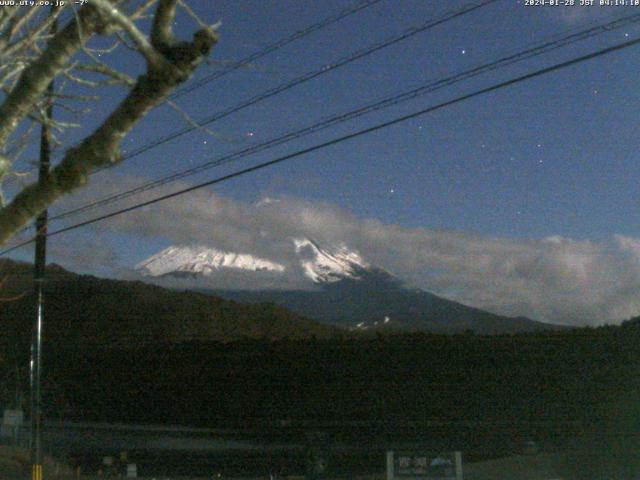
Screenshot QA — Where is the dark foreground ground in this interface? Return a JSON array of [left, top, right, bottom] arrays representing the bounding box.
[[2, 322, 639, 479], [4, 443, 640, 480], [0, 448, 569, 480], [9, 454, 633, 480]]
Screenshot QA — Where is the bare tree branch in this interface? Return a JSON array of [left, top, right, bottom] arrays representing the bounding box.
[[2, 9, 63, 60], [151, 0, 177, 50], [165, 98, 234, 143], [6, 7, 40, 43], [91, 0, 167, 68], [130, 0, 159, 20], [0, 1, 218, 244], [74, 62, 136, 87], [0, 4, 105, 149]]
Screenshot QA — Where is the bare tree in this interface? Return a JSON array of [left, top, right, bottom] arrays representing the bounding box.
[[0, 0, 218, 246]]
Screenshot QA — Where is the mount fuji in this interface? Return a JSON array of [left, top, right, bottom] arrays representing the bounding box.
[[136, 239, 561, 335], [136, 238, 369, 285]]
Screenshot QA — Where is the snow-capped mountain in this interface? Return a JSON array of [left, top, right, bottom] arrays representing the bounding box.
[[293, 238, 368, 283], [136, 238, 369, 284], [136, 245, 285, 277], [135, 239, 561, 335]]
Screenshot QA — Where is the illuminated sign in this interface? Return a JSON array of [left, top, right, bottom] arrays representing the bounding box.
[[386, 451, 462, 480]]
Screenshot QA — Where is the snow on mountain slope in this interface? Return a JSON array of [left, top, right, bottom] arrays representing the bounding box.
[[293, 238, 368, 283], [136, 239, 369, 284], [136, 245, 285, 277], [134, 241, 558, 335]]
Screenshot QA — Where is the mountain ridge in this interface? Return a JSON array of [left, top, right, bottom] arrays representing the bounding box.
[[136, 238, 369, 285], [135, 240, 562, 334], [210, 269, 560, 335], [0, 259, 341, 350]]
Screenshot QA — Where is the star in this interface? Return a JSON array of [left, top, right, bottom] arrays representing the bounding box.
[[203, 140, 208, 145], [461, 49, 467, 55], [247, 132, 254, 137], [389, 188, 395, 194]]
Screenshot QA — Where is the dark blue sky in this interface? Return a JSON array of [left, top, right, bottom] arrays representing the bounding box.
[[100, 0, 640, 241], [7, 0, 640, 324]]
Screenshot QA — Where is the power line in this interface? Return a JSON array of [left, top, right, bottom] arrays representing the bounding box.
[[12, 0, 383, 173], [170, 0, 387, 100], [38, 0, 500, 224], [2, 34, 639, 256], [48, 10, 640, 222], [94, 0, 500, 170]]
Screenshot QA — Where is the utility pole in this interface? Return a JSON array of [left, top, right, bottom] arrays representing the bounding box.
[[30, 87, 52, 480], [31, 10, 56, 480]]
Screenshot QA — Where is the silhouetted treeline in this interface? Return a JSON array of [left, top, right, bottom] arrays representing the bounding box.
[[35, 323, 638, 440]]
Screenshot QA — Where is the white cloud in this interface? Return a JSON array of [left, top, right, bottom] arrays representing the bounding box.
[[48, 175, 640, 326]]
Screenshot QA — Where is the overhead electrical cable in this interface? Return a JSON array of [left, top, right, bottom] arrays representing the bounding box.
[[2, 33, 640, 256], [170, 0, 387, 99], [32, 0, 498, 222], [12, 0, 383, 171], [48, 10, 640, 222], [93, 0, 500, 170]]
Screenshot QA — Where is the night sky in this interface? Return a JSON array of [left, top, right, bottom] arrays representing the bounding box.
[[6, 0, 640, 325]]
